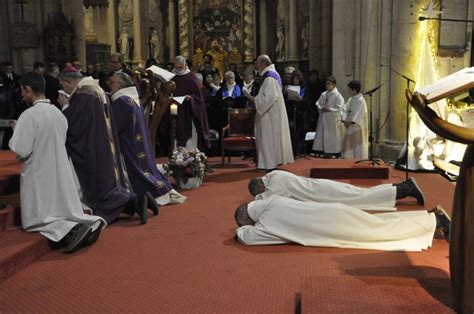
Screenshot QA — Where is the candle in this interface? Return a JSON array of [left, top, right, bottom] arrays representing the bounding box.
[[170, 103, 178, 115]]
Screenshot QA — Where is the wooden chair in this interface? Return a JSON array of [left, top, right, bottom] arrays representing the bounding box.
[[221, 108, 256, 164]]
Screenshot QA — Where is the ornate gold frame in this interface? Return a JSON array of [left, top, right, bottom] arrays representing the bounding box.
[[178, 0, 255, 62]]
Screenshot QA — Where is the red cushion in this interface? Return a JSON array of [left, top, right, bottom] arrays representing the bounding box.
[[222, 136, 255, 149]]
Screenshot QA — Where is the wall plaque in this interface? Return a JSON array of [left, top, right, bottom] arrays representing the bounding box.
[[10, 22, 38, 48], [439, 0, 469, 52]]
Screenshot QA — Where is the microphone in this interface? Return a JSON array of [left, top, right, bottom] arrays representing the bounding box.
[[419, 16, 427, 21], [364, 84, 384, 95]]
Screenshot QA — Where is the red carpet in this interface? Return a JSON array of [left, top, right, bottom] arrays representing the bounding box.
[[0, 156, 454, 312]]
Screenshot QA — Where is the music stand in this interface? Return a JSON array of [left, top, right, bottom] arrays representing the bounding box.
[[381, 64, 415, 181], [291, 101, 310, 160], [356, 85, 382, 166]]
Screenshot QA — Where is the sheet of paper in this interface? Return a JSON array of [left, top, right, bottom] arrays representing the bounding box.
[[287, 89, 302, 101], [305, 132, 315, 141], [287, 85, 301, 94], [173, 96, 186, 104], [147, 65, 176, 82]]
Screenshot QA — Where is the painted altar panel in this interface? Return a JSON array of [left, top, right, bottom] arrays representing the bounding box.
[[190, 0, 244, 55]]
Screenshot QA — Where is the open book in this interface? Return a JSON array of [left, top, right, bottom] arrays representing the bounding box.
[[146, 65, 176, 82], [415, 67, 474, 103]]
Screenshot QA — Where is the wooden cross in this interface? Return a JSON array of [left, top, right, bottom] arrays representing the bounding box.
[[16, 0, 28, 20]]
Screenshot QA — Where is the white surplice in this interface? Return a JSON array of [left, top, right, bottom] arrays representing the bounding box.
[[312, 87, 345, 153], [9, 100, 104, 242], [254, 64, 294, 169], [257, 170, 396, 211], [236, 195, 436, 251], [342, 93, 368, 159]]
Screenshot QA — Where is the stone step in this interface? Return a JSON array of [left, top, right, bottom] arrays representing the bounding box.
[[310, 159, 389, 179], [301, 275, 453, 313], [0, 194, 21, 232], [0, 228, 50, 283], [0, 204, 15, 232]]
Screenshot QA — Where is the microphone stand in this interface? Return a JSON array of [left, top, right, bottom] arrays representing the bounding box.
[[381, 64, 415, 181], [355, 86, 382, 166]]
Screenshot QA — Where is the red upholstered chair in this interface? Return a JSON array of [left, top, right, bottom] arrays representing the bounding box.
[[221, 108, 256, 164]]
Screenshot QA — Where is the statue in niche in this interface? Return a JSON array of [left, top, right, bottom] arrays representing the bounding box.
[[192, 48, 204, 72], [149, 28, 160, 62], [275, 23, 285, 62], [118, 27, 131, 60], [229, 47, 242, 66], [301, 21, 309, 59], [207, 40, 228, 79]]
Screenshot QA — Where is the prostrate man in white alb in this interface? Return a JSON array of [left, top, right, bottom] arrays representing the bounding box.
[[9, 71, 104, 254], [244, 55, 293, 171], [341, 80, 368, 159], [248, 170, 425, 210], [234, 195, 450, 251]]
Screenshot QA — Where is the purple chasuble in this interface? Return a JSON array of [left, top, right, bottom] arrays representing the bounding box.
[[111, 95, 172, 199], [64, 85, 136, 223], [171, 72, 210, 150]]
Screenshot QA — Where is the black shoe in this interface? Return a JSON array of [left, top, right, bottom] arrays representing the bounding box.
[[85, 221, 105, 246], [404, 178, 425, 205], [63, 224, 93, 254], [430, 205, 451, 241], [135, 195, 148, 225], [146, 192, 160, 216]]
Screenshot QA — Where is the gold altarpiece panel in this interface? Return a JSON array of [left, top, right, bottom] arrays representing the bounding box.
[[178, 0, 255, 64]]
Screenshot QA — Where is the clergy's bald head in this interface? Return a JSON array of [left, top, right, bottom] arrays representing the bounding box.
[[234, 203, 254, 226], [255, 55, 272, 73], [248, 177, 265, 196]]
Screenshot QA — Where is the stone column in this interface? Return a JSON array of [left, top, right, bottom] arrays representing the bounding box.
[[168, 0, 176, 59], [69, 1, 86, 66], [178, 0, 189, 58], [107, 0, 116, 53], [258, 0, 268, 54], [132, 0, 143, 65], [287, 0, 298, 62]]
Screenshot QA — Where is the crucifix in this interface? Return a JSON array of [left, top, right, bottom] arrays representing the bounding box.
[[16, 0, 28, 20]]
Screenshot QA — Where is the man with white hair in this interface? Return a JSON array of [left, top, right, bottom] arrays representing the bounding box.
[[171, 55, 210, 152], [244, 55, 293, 171], [109, 72, 186, 219], [58, 65, 137, 224]]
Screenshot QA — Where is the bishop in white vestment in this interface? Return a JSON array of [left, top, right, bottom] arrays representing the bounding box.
[[342, 81, 368, 159], [235, 195, 436, 251], [250, 55, 294, 170], [312, 77, 345, 155], [9, 73, 103, 244]]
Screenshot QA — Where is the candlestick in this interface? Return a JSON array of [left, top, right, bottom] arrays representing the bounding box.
[[170, 103, 178, 115]]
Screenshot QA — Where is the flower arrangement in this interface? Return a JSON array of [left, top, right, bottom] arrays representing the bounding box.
[[163, 148, 208, 184]]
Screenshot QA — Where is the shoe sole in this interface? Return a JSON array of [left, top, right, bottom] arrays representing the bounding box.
[[64, 227, 93, 254], [410, 177, 425, 205], [435, 205, 451, 222], [86, 221, 105, 246]]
